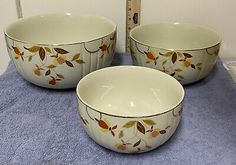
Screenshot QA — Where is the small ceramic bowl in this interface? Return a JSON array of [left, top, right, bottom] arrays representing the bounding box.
[[129, 23, 221, 85], [4, 13, 116, 89], [76, 66, 184, 153]]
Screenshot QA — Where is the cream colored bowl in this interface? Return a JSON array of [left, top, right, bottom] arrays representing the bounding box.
[[130, 23, 221, 85], [5, 13, 116, 89], [76, 66, 184, 153]]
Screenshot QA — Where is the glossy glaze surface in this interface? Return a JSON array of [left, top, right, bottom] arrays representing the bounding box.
[[5, 14, 117, 88], [76, 66, 184, 153], [130, 23, 221, 85]]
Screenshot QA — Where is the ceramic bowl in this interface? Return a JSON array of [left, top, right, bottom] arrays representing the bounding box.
[[4, 13, 116, 89], [129, 23, 221, 85], [76, 66, 184, 153]]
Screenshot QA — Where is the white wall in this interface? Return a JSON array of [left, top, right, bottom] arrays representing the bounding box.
[[0, 0, 236, 74], [0, 0, 18, 74]]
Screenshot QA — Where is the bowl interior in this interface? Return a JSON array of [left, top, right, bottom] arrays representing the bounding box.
[[5, 14, 116, 44], [130, 23, 221, 50], [77, 66, 184, 117]]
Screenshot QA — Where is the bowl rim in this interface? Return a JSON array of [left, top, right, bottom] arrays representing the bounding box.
[[4, 13, 117, 46], [129, 22, 221, 51], [76, 65, 185, 118]]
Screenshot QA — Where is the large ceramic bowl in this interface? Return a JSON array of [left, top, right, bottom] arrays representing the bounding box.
[[76, 66, 184, 153], [130, 23, 221, 85], [4, 13, 116, 89]]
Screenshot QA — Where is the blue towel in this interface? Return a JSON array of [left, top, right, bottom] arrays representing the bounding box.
[[0, 53, 235, 165]]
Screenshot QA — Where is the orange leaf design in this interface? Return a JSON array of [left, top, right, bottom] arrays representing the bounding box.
[[99, 44, 110, 52], [97, 120, 109, 129], [144, 51, 155, 60], [12, 46, 21, 55], [49, 76, 56, 85]]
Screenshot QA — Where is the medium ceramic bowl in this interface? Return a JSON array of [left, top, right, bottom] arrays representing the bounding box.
[[129, 23, 221, 85], [76, 66, 184, 153], [4, 13, 116, 89]]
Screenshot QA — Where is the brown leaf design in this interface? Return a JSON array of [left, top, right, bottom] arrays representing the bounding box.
[[123, 121, 136, 128], [198, 67, 202, 71], [112, 125, 117, 130], [72, 53, 80, 61], [56, 74, 64, 79], [159, 130, 166, 134], [191, 64, 196, 69], [24, 46, 40, 52], [119, 130, 124, 139], [65, 61, 74, 67], [171, 52, 177, 64], [133, 139, 141, 147], [39, 47, 45, 61], [98, 120, 109, 129], [143, 119, 156, 126], [137, 121, 145, 134], [76, 59, 85, 64], [170, 72, 175, 76], [54, 48, 69, 54], [111, 130, 115, 136], [45, 69, 51, 76], [183, 53, 192, 58]]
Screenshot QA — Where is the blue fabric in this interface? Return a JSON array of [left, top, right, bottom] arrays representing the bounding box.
[[0, 53, 235, 165]]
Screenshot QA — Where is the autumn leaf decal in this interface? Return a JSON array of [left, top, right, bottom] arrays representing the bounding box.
[[183, 53, 193, 58], [143, 119, 156, 126], [95, 118, 117, 136], [144, 51, 158, 65], [12, 46, 24, 61], [133, 139, 141, 147], [171, 52, 177, 64], [39, 47, 45, 61], [123, 121, 136, 128], [65, 61, 74, 67], [96, 119, 109, 129], [137, 121, 145, 134], [54, 48, 69, 54], [119, 130, 124, 139], [72, 53, 80, 61], [24, 46, 40, 52]]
